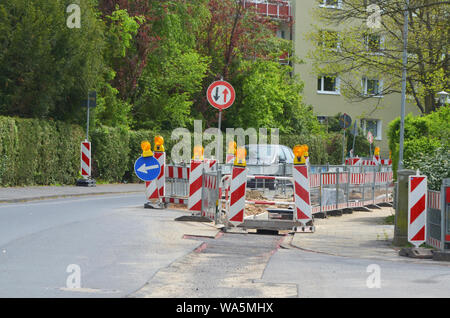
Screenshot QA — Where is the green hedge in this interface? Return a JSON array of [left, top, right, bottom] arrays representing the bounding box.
[[1, 116, 358, 186], [0, 116, 84, 186]]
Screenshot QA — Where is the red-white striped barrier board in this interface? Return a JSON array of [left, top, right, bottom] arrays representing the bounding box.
[[321, 173, 336, 185], [362, 160, 376, 166], [309, 174, 320, 188], [408, 175, 427, 247], [346, 158, 361, 166], [228, 166, 247, 226], [293, 164, 312, 225], [145, 180, 159, 200], [167, 166, 190, 179], [226, 154, 235, 165], [427, 190, 441, 210], [339, 173, 349, 184], [154, 152, 165, 198], [348, 200, 365, 208], [373, 156, 381, 166], [204, 159, 218, 172], [364, 172, 375, 184], [381, 159, 392, 165], [202, 174, 217, 220], [312, 206, 321, 214], [188, 160, 204, 212], [162, 197, 188, 205], [80, 141, 91, 178], [427, 237, 443, 250], [245, 200, 294, 206], [350, 173, 365, 185]]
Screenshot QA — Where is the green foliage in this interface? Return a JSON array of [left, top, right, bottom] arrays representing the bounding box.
[[404, 148, 450, 191], [0, 0, 104, 122], [388, 107, 449, 176], [0, 116, 84, 186]]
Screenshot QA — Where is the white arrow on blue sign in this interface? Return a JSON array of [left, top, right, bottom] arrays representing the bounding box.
[[134, 156, 161, 182]]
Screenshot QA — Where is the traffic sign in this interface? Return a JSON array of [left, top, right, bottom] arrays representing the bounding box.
[[134, 156, 161, 182], [339, 113, 352, 129], [367, 131, 374, 144], [408, 175, 427, 247], [207, 80, 235, 110]]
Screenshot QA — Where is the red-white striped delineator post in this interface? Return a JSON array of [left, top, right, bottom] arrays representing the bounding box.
[[228, 165, 247, 226], [293, 164, 312, 225], [204, 159, 217, 172], [81, 141, 91, 178], [188, 160, 204, 213], [154, 151, 165, 198], [408, 175, 427, 247], [145, 180, 159, 200]]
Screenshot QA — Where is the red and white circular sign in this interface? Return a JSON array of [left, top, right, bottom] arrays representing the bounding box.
[[207, 81, 235, 111]]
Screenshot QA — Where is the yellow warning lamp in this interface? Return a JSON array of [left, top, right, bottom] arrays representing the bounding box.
[[374, 147, 380, 156], [234, 147, 246, 167], [293, 144, 306, 165], [389, 150, 392, 160], [227, 141, 237, 154], [141, 141, 153, 157], [193, 145, 204, 160], [154, 135, 165, 152]]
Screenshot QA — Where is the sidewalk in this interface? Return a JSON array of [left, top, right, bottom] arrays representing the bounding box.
[[289, 207, 449, 265], [0, 183, 145, 203]]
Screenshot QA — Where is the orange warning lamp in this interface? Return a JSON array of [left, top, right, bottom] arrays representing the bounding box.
[[227, 141, 237, 154], [374, 147, 380, 156], [141, 141, 153, 157], [193, 145, 204, 160], [389, 150, 392, 160], [293, 144, 306, 165], [154, 135, 165, 152], [234, 147, 246, 167]]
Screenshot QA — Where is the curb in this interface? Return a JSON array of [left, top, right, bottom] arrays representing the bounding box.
[[0, 190, 143, 204]]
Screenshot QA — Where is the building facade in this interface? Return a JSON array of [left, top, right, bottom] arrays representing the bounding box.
[[291, 0, 419, 155]]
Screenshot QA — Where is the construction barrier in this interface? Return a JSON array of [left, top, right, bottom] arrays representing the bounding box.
[[426, 178, 450, 251]]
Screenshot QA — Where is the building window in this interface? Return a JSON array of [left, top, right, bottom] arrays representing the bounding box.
[[319, 0, 342, 9], [361, 119, 382, 140], [364, 33, 384, 53], [362, 77, 383, 96], [318, 30, 340, 51], [317, 76, 340, 94]]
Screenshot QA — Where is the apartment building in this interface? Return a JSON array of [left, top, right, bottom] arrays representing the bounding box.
[[291, 0, 419, 155]]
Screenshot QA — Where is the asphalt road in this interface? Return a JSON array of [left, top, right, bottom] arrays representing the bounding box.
[[0, 194, 202, 297], [1, 194, 449, 298]]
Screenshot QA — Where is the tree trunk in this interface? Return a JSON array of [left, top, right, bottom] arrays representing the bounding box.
[[424, 93, 436, 114]]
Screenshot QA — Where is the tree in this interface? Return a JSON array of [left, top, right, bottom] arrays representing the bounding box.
[[308, 0, 449, 114], [0, 0, 105, 121], [193, 0, 292, 127]]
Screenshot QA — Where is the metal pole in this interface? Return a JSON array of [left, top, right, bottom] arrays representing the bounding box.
[[217, 110, 222, 163], [86, 92, 90, 141], [342, 129, 346, 165], [398, 0, 409, 171]]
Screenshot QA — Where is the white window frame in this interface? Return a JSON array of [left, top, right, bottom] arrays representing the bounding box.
[[364, 33, 385, 55], [317, 75, 341, 95], [362, 77, 383, 97], [319, 0, 342, 9], [319, 30, 341, 52], [361, 119, 382, 141]]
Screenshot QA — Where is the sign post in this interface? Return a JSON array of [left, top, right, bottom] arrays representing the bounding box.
[[367, 131, 374, 157], [206, 80, 236, 162], [339, 113, 352, 165], [77, 91, 97, 187]]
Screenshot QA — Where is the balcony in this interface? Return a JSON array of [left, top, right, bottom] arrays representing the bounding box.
[[243, 0, 292, 22]]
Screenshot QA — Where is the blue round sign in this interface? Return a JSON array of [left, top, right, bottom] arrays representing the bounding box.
[[134, 156, 161, 182]]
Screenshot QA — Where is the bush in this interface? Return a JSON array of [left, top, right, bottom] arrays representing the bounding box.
[[388, 107, 449, 177], [404, 147, 450, 191], [0, 116, 84, 186]]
